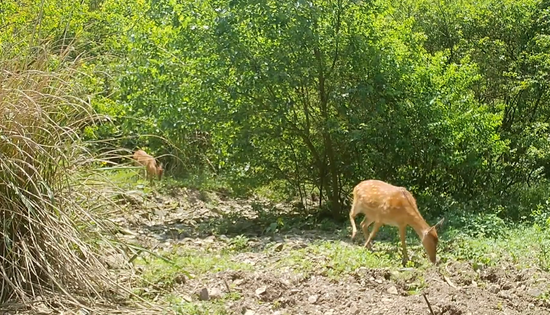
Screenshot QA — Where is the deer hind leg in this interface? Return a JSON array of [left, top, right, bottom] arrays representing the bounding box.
[[349, 199, 361, 240], [364, 221, 382, 249], [399, 225, 409, 266], [148, 169, 154, 186], [360, 216, 374, 245]]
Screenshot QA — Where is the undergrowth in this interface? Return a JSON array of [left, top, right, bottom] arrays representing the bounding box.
[[0, 45, 124, 307]]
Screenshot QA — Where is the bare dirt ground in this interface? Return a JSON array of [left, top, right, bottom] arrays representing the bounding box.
[[107, 186, 550, 315]]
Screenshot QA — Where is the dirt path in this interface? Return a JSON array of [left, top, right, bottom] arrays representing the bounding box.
[[111, 187, 550, 315]]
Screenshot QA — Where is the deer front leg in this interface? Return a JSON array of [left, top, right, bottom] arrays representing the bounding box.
[[399, 225, 409, 266]]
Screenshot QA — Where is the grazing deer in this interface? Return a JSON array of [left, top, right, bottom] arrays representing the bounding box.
[[349, 179, 444, 266], [132, 149, 164, 185]]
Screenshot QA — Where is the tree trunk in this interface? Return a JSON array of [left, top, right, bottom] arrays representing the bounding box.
[[315, 47, 341, 218]]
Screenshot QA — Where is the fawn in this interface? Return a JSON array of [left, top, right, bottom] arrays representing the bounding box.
[[349, 179, 444, 266]]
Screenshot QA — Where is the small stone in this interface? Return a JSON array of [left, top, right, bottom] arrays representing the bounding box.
[[528, 287, 543, 298], [497, 291, 512, 300], [199, 288, 209, 301], [273, 243, 284, 252], [308, 294, 319, 304], [488, 284, 500, 293], [255, 286, 267, 296], [234, 279, 244, 286], [244, 310, 255, 315], [387, 286, 398, 295], [209, 287, 223, 299], [78, 309, 90, 315], [501, 281, 513, 290]]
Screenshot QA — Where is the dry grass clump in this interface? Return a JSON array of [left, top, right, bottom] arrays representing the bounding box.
[[0, 48, 117, 306]]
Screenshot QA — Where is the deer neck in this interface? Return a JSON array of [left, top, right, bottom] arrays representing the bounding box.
[[409, 216, 431, 241]]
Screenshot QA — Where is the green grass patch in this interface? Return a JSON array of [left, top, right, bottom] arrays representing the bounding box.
[[135, 246, 254, 290], [441, 223, 550, 270], [274, 240, 400, 278], [166, 292, 242, 315]]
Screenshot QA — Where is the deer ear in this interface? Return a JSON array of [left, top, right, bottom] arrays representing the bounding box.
[[425, 218, 445, 235]]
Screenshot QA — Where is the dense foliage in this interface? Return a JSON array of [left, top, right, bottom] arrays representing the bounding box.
[[4, 0, 550, 220]]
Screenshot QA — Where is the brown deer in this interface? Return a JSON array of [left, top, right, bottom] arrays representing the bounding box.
[[132, 149, 164, 185], [349, 179, 444, 266]]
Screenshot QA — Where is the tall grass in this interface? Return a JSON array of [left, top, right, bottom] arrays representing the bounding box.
[[0, 46, 117, 305]]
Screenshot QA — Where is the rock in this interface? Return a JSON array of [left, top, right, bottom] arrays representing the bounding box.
[[172, 274, 186, 284], [387, 286, 398, 295], [244, 310, 255, 315], [234, 279, 244, 286], [103, 253, 126, 269], [349, 305, 360, 315], [488, 284, 500, 293], [199, 288, 209, 301], [209, 287, 223, 299], [273, 243, 284, 252], [78, 309, 90, 315], [255, 286, 267, 296], [308, 294, 319, 304], [33, 303, 53, 314], [527, 287, 543, 298], [501, 281, 513, 290], [497, 291, 513, 300]]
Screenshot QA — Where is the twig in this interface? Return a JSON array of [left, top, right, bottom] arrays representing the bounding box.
[[128, 243, 159, 264], [223, 278, 231, 293], [423, 293, 435, 315], [444, 275, 460, 290]]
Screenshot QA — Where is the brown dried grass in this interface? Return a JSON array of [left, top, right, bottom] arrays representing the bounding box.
[[0, 45, 124, 308]]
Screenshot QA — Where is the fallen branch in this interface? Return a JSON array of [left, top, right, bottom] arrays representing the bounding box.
[[423, 293, 435, 315]]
